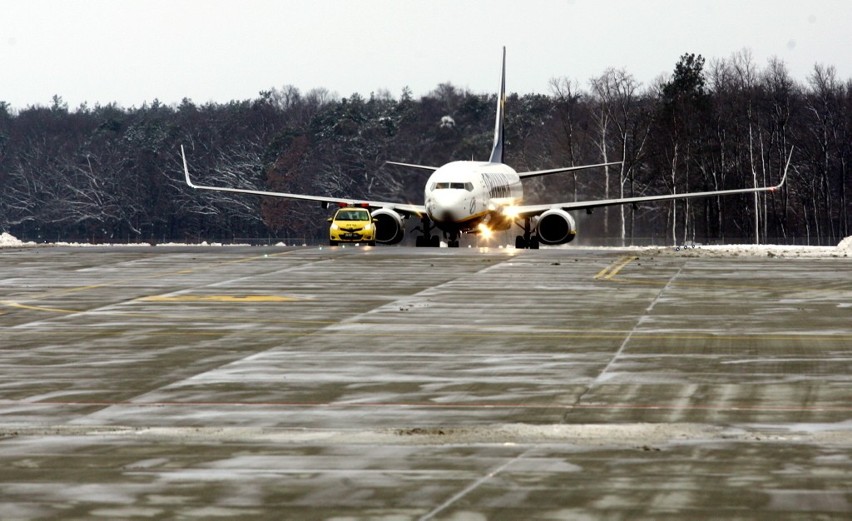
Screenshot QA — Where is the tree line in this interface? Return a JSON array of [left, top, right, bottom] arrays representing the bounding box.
[[0, 51, 848, 246]]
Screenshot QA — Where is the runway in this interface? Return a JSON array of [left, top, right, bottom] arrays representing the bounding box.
[[1, 245, 850, 519]]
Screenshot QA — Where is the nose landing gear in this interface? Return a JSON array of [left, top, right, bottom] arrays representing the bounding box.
[[414, 215, 463, 247]]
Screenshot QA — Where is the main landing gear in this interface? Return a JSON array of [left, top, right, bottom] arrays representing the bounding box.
[[515, 217, 540, 249], [414, 215, 440, 247], [415, 235, 440, 247]]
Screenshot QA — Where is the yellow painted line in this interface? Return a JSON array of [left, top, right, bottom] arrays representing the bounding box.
[[594, 256, 638, 280], [141, 295, 299, 303], [0, 300, 79, 314]]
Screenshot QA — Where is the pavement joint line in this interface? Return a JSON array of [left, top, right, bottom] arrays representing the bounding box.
[[594, 255, 849, 293], [48, 250, 528, 424], [606, 275, 849, 293], [419, 449, 530, 521], [571, 262, 687, 415], [139, 295, 301, 303], [6, 249, 300, 304], [1, 250, 319, 325], [4, 323, 851, 342], [4, 399, 852, 412]]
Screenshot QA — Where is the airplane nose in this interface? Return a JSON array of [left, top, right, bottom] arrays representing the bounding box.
[[429, 191, 466, 223]]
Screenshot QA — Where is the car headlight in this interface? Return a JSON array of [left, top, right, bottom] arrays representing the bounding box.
[[363, 222, 373, 231], [330, 223, 339, 230]]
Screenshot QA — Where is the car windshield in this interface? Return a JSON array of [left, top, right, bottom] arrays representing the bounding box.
[[336, 209, 370, 221]]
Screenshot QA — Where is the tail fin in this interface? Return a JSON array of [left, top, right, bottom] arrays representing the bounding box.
[[488, 47, 506, 164]]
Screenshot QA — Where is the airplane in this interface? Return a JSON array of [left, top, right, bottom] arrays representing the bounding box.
[[182, 47, 791, 248]]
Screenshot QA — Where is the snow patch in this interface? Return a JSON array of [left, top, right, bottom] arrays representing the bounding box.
[[0, 232, 33, 248], [2, 231, 850, 256], [637, 237, 851, 258]]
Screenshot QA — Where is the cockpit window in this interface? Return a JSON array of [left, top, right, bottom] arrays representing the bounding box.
[[432, 182, 473, 191]]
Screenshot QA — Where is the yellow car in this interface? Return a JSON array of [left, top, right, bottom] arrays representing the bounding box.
[[328, 206, 376, 246]]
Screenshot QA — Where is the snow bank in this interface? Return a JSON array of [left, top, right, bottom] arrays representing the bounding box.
[[640, 237, 850, 258], [2, 231, 850, 257], [0, 232, 33, 248]]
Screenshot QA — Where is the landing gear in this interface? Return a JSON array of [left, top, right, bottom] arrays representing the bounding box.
[[414, 215, 440, 247], [514, 217, 539, 249], [515, 235, 539, 249], [446, 231, 460, 248], [416, 235, 440, 247], [413, 216, 463, 248]]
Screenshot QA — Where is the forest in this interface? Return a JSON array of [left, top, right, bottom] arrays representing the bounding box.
[[0, 52, 849, 246]]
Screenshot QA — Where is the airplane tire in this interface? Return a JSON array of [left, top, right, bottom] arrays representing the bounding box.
[[515, 236, 527, 249], [430, 235, 440, 247], [529, 236, 540, 249]]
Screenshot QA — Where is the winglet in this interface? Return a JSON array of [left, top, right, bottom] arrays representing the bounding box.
[[181, 145, 196, 188], [770, 146, 794, 192], [488, 47, 507, 164]]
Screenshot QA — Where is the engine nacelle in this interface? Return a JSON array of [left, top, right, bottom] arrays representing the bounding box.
[[371, 208, 405, 244], [536, 209, 577, 245]]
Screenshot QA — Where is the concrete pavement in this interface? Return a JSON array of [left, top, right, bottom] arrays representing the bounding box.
[[1, 245, 850, 519]]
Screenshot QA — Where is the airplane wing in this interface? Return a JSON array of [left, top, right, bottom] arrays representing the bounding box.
[[516, 161, 623, 179], [383, 161, 439, 172], [181, 146, 426, 216], [510, 149, 793, 218]]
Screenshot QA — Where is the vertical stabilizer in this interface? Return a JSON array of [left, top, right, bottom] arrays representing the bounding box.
[[488, 47, 507, 164]]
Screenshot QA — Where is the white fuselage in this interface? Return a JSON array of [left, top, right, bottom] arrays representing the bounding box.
[[424, 160, 523, 235]]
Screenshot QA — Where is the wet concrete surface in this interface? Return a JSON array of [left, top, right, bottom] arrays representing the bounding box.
[[0, 245, 850, 519]]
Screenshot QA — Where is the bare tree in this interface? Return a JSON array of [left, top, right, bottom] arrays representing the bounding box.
[[589, 68, 652, 244]]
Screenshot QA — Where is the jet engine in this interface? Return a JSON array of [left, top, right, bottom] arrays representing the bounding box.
[[371, 208, 405, 244], [535, 209, 577, 245]]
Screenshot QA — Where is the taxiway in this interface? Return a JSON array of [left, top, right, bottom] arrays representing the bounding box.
[[1, 245, 850, 519]]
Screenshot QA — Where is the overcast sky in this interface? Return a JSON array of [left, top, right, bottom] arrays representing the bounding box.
[[2, 0, 850, 109]]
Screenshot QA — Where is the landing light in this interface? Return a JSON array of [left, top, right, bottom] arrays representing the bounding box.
[[502, 206, 521, 219], [477, 223, 493, 240]]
